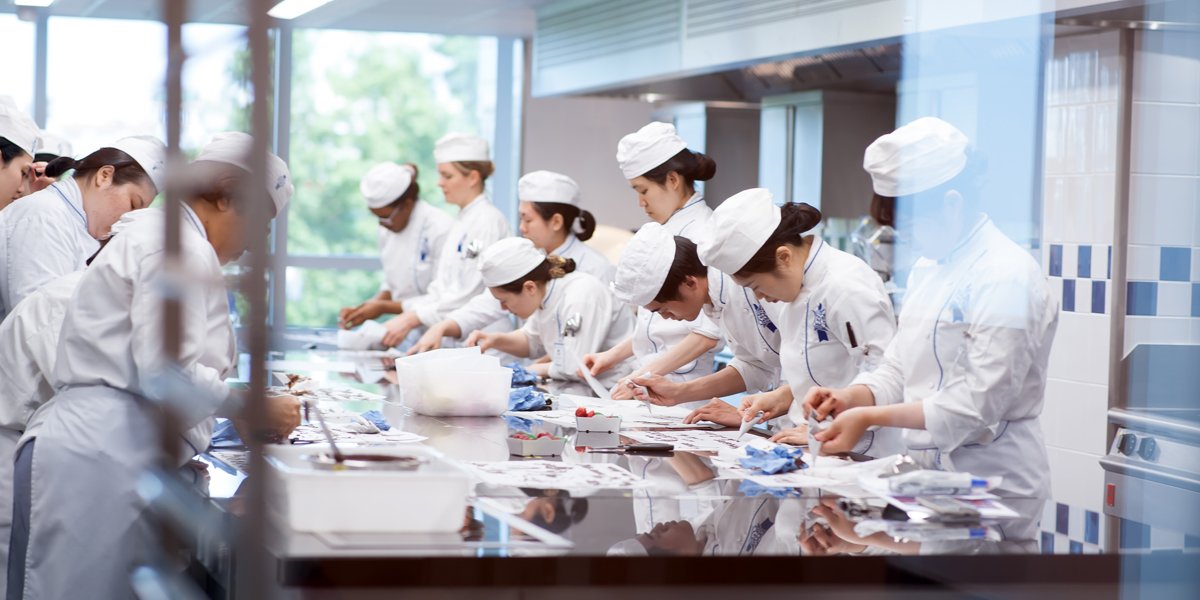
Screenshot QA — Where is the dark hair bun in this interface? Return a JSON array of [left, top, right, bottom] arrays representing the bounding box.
[[575, 209, 597, 241], [688, 151, 716, 182], [780, 202, 822, 234]]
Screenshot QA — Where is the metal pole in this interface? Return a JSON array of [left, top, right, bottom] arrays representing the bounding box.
[[270, 24, 293, 348], [32, 8, 48, 128], [235, 0, 275, 596]]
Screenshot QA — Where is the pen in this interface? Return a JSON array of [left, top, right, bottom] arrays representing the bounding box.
[[846, 322, 858, 348]]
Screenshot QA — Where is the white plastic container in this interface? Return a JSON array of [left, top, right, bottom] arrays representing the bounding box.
[[395, 347, 511, 417], [266, 444, 471, 533], [576, 415, 621, 433], [506, 436, 566, 457]]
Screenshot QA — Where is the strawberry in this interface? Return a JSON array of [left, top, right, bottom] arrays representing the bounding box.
[[586, 410, 596, 418], [575, 407, 589, 417], [536, 432, 552, 439]]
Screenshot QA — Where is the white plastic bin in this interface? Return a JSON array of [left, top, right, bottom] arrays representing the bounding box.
[[395, 347, 511, 416], [266, 444, 471, 533]]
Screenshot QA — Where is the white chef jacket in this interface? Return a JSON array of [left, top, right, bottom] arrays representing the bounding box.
[[700, 267, 781, 394], [633, 194, 722, 384], [53, 205, 236, 427], [0, 178, 99, 319], [0, 271, 82, 431], [403, 194, 510, 327], [851, 217, 1059, 499], [377, 200, 453, 303], [447, 234, 616, 336], [522, 272, 634, 388], [764, 238, 901, 457]]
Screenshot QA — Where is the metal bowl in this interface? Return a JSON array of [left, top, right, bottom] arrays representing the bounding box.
[[301, 452, 425, 472]]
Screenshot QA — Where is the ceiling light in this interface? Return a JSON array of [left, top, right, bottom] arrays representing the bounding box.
[[268, 0, 334, 20], [13, 0, 56, 7]]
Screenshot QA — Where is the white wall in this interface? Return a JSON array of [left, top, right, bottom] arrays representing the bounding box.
[[521, 95, 657, 232], [1040, 29, 1121, 551]]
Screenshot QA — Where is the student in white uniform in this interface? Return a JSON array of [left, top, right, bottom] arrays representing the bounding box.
[[803, 117, 1059, 500], [380, 133, 511, 347], [0, 136, 165, 319], [7, 133, 303, 600], [465, 238, 633, 387], [0, 98, 40, 210], [583, 122, 723, 397], [609, 222, 781, 411], [698, 189, 900, 453], [338, 162, 453, 332], [410, 170, 614, 352]]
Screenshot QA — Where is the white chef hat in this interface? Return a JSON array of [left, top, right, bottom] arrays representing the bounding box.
[[35, 132, 72, 159], [0, 96, 40, 157], [194, 131, 294, 216], [615, 121, 688, 180], [696, 188, 781, 275], [110, 135, 167, 195], [518, 170, 580, 206], [606, 537, 650, 557], [863, 116, 968, 197], [434, 133, 490, 164], [611, 222, 676, 307], [360, 162, 415, 209], [478, 237, 547, 288]]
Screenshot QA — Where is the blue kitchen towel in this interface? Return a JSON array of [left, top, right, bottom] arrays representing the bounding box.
[[738, 480, 800, 498], [739, 445, 805, 475], [508, 386, 548, 411], [502, 415, 536, 434], [506, 363, 541, 387], [360, 410, 391, 431]]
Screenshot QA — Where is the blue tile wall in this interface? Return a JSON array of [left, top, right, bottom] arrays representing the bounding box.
[[1092, 281, 1106, 314], [1159, 247, 1191, 282], [1127, 282, 1159, 316], [1070, 540, 1083, 554], [1056, 502, 1070, 534], [1041, 531, 1055, 554], [1120, 519, 1152, 550], [1079, 245, 1093, 278], [1085, 510, 1100, 545], [1062, 279, 1076, 312], [1045, 244, 1114, 314], [1193, 283, 1200, 318]]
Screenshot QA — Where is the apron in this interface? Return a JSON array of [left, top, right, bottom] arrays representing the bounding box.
[[11, 385, 164, 600]]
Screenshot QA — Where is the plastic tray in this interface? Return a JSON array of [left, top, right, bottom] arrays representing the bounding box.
[[576, 415, 621, 433], [266, 444, 471, 533]]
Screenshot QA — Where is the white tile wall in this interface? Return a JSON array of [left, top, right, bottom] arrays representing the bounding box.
[[1047, 445, 1106, 514], [1126, 244, 1161, 281], [1133, 30, 1200, 105], [1192, 248, 1200, 282], [1124, 316, 1200, 355], [1062, 242, 1079, 277], [1131, 103, 1200, 177], [1047, 312, 1111, 385], [1128, 175, 1200, 247], [1157, 282, 1193, 317], [1043, 378, 1109, 455]]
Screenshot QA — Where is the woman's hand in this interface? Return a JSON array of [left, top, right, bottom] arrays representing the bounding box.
[[683, 399, 741, 426], [738, 388, 792, 422], [629, 373, 683, 406], [769, 425, 809, 446], [381, 312, 421, 347], [340, 299, 390, 329], [812, 407, 873, 455]]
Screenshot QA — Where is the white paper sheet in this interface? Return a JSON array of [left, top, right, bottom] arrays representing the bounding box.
[[464, 460, 648, 490]]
